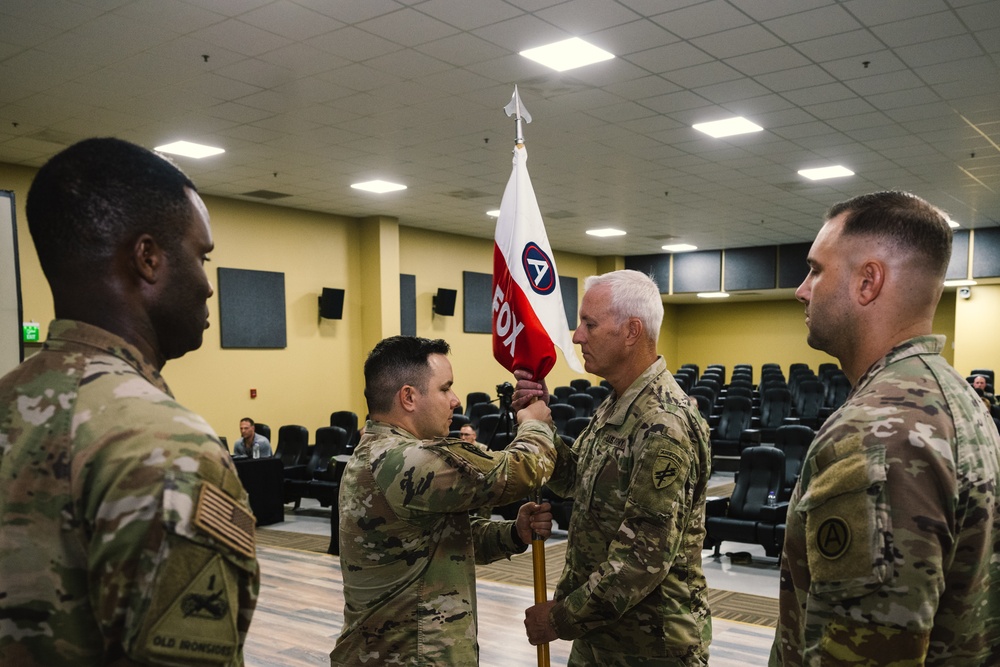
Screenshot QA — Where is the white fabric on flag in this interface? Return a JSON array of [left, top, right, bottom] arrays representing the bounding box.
[[493, 144, 584, 379]]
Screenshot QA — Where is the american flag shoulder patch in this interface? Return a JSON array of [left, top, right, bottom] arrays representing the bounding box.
[[193, 483, 256, 559]]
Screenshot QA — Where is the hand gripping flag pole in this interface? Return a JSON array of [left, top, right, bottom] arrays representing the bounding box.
[[493, 86, 583, 667]]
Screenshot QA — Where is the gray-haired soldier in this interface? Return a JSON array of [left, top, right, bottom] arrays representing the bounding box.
[[332, 336, 560, 666], [0, 138, 258, 665], [517, 269, 712, 666], [770, 191, 1000, 665]]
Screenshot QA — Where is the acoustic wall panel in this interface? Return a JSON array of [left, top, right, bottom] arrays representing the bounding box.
[[947, 230, 970, 281], [724, 246, 777, 291], [400, 274, 416, 336], [624, 254, 670, 293], [0, 191, 21, 374], [463, 271, 492, 333], [778, 243, 811, 289], [672, 251, 721, 293], [218, 268, 286, 348], [560, 276, 578, 329], [971, 227, 1000, 278]]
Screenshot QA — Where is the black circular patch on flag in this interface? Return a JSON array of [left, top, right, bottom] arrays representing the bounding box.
[[816, 516, 851, 560]]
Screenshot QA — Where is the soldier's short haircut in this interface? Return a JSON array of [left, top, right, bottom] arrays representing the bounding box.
[[583, 269, 663, 343], [26, 137, 196, 283], [364, 336, 451, 415], [828, 191, 952, 279]]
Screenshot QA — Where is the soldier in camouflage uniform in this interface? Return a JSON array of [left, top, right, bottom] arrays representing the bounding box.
[[770, 191, 1000, 666], [332, 336, 561, 666], [517, 270, 713, 666], [0, 138, 259, 666]]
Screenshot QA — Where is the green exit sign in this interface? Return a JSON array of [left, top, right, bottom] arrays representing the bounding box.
[[22, 322, 40, 343]]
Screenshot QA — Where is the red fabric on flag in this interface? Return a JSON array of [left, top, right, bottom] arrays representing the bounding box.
[[492, 144, 583, 380]]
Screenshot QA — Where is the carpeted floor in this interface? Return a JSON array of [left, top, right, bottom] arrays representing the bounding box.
[[256, 525, 778, 628]]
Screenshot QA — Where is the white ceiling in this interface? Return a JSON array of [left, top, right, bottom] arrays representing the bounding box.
[[1, 0, 998, 256]]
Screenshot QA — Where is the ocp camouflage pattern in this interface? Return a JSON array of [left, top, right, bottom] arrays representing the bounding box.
[[771, 335, 1000, 666], [0, 320, 259, 666], [546, 357, 713, 665], [332, 417, 558, 666]]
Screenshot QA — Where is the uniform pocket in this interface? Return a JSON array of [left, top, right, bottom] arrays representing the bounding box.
[[795, 437, 892, 601]]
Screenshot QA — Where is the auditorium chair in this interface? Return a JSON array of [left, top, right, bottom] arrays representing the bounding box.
[[552, 386, 574, 403], [465, 392, 492, 418], [549, 403, 576, 435], [329, 410, 360, 453], [283, 425, 348, 509], [773, 424, 814, 500], [705, 445, 787, 558], [756, 387, 792, 443], [566, 392, 595, 419], [276, 425, 310, 479], [709, 395, 753, 472], [468, 401, 500, 429], [564, 417, 591, 440], [585, 384, 611, 405], [569, 378, 592, 392]]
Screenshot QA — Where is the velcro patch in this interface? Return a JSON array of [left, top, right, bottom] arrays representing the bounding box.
[[193, 483, 256, 559], [146, 555, 238, 663], [816, 517, 851, 560], [652, 450, 683, 490]]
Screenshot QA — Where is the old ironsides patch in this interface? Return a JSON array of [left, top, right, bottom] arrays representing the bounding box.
[[652, 450, 682, 490]]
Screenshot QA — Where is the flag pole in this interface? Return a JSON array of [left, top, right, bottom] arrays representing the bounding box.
[[504, 85, 550, 667]]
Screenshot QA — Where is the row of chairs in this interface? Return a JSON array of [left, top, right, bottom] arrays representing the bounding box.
[[704, 424, 816, 558]]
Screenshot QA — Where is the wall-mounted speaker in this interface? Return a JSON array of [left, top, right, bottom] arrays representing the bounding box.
[[319, 287, 345, 319], [433, 288, 457, 316]]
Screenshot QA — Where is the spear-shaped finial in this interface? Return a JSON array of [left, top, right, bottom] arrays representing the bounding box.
[[504, 85, 532, 146]]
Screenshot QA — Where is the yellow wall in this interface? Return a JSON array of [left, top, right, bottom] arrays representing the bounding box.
[[953, 284, 1000, 376], [3, 157, 987, 446]]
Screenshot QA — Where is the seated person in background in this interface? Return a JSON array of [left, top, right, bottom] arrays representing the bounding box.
[[234, 417, 272, 458], [459, 423, 482, 445], [972, 375, 995, 405]]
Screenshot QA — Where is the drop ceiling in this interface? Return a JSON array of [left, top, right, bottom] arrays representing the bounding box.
[[1, 0, 997, 256]]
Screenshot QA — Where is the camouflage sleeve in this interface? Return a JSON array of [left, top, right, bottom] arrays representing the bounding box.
[[543, 430, 578, 498], [470, 515, 526, 564], [550, 432, 695, 638], [76, 424, 259, 666], [794, 431, 953, 664], [379, 419, 556, 514]]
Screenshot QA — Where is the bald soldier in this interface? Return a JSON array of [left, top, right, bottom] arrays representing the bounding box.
[[770, 191, 1000, 665]]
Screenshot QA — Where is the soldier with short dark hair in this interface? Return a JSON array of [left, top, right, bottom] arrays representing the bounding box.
[[0, 137, 259, 666], [332, 335, 560, 666], [770, 191, 1000, 665]]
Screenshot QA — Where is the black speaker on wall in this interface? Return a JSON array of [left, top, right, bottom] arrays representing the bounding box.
[[433, 288, 457, 316], [319, 287, 345, 319]]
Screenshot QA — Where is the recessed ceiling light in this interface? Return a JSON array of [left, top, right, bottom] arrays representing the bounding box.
[[946, 218, 960, 228], [697, 292, 730, 299], [351, 180, 407, 194], [155, 140, 224, 158], [486, 209, 501, 217], [943, 279, 976, 287], [692, 117, 763, 139], [662, 243, 697, 252], [586, 228, 626, 237], [519, 37, 614, 72], [798, 166, 854, 180]]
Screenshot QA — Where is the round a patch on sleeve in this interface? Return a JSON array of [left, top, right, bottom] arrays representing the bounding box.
[[816, 516, 851, 560], [652, 449, 684, 491]]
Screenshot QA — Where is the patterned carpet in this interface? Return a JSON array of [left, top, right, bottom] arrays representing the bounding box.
[[256, 510, 779, 629]]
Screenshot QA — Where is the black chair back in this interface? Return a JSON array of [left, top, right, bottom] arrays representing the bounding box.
[[329, 410, 360, 450], [729, 446, 785, 520], [569, 378, 592, 392], [276, 425, 309, 467], [255, 423, 271, 441], [567, 392, 595, 419], [565, 417, 591, 440]]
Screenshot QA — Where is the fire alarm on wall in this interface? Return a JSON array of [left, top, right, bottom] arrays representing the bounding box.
[[250, 388, 257, 399], [958, 286, 971, 300]]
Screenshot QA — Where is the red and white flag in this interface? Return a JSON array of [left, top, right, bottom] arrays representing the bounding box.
[[492, 143, 584, 379]]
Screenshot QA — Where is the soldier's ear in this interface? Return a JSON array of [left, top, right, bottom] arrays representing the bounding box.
[[399, 384, 418, 413], [857, 259, 884, 306], [132, 233, 165, 285]]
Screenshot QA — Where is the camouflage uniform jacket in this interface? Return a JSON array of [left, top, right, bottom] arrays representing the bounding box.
[[770, 335, 1000, 666], [332, 418, 558, 666], [546, 357, 713, 664], [0, 320, 260, 666]]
